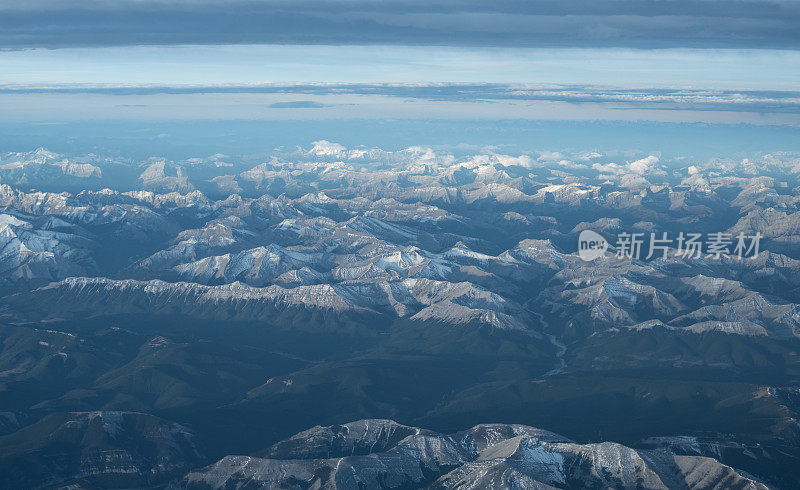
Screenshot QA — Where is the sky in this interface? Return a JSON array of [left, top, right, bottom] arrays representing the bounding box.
[[4, 45, 800, 89], [1, 0, 799, 153], [2, 0, 800, 50]]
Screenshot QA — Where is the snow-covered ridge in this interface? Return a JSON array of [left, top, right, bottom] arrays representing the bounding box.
[[176, 419, 768, 490], [12, 275, 529, 329]]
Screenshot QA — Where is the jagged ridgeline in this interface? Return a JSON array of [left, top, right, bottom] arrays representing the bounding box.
[[178, 419, 769, 489], [0, 144, 799, 488]]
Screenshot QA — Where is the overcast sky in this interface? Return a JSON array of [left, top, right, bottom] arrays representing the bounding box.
[[2, 0, 800, 49], [1, 0, 799, 126]]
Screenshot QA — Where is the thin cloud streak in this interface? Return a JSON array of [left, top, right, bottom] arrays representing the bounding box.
[[3, 88, 800, 127]]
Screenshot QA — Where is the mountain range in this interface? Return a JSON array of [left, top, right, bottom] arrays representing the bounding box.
[[1, 143, 799, 488]]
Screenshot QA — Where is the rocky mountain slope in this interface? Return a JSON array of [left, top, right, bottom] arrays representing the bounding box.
[[0, 411, 203, 488], [175, 419, 767, 489]]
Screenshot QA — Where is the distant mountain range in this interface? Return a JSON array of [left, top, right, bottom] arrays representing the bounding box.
[[1, 143, 799, 487]]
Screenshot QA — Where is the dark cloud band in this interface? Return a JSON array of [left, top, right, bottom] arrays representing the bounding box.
[[1, 0, 799, 49]]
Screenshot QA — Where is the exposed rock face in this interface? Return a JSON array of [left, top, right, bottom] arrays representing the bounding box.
[[0, 213, 96, 291], [4, 275, 527, 330], [175, 419, 767, 489]]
